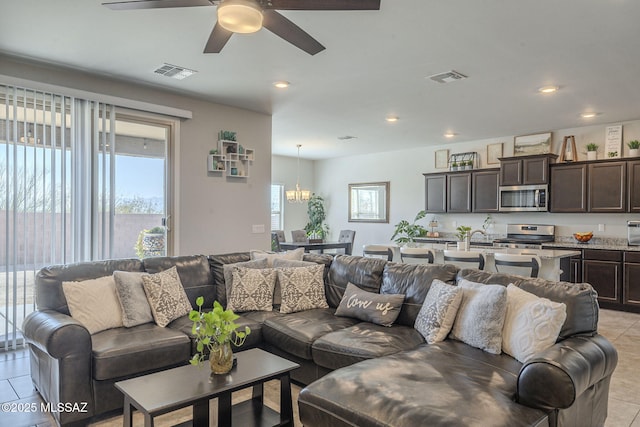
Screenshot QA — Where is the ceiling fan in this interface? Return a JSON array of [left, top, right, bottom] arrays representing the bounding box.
[[102, 0, 381, 55]]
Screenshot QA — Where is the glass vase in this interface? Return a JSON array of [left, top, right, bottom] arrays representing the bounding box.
[[209, 341, 233, 374]]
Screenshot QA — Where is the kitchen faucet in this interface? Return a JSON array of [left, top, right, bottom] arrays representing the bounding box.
[[463, 229, 486, 251]]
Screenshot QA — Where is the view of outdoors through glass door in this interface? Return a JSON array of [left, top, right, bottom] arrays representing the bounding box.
[[0, 85, 170, 350]]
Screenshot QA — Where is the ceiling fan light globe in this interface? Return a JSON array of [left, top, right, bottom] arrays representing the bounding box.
[[217, 0, 263, 34]]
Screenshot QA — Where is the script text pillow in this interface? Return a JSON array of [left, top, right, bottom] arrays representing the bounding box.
[[414, 279, 463, 343], [227, 266, 277, 312], [113, 271, 154, 327], [62, 276, 124, 334], [250, 248, 305, 267], [450, 279, 507, 354], [277, 264, 328, 314], [335, 282, 404, 327], [142, 266, 192, 327], [502, 284, 567, 363]]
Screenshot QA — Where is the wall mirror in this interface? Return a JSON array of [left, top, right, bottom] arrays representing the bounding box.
[[348, 182, 390, 223]]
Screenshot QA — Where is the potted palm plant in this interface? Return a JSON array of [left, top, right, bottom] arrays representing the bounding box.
[[305, 194, 329, 243], [189, 297, 250, 374], [391, 210, 427, 246]]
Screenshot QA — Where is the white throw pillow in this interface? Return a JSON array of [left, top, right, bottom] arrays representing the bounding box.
[[450, 279, 507, 354], [250, 248, 305, 267], [502, 284, 567, 363], [414, 279, 463, 343], [63, 275, 124, 334]]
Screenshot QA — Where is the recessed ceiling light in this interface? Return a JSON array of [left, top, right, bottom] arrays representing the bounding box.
[[273, 81, 290, 89], [538, 85, 559, 94], [444, 132, 457, 138], [385, 116, 399, 123], [580, 112, 600, 119]]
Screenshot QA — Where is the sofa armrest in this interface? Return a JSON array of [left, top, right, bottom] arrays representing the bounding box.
[[517, 334, 618, 410], [23, 309, 91, 358]]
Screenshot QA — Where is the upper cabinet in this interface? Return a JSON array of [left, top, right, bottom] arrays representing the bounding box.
[[472, 169, 500, 213], [499, 154, 556, 186], [447, 173, 472, 213], [424, 174, 447, 213], [628, 160, 640, 213], [550, 163, 588, 213], [589, 161, 626, 213], [424, 169, 499, 214]]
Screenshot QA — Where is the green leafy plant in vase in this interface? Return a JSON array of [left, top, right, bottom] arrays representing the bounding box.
[[391, 210, 427, 246], [586, 143, 598, 161], [305, 194, 329, 242], [189, 297, 250, 374], [455, 225, 472, 241], [628, 140, 640, 157]]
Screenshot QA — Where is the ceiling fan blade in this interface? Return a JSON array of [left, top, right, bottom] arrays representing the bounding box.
[[262, 10, 325, 55], [102, 0, 213, 10], [204, 22, 233, 53], [266, 0, 380, 10]]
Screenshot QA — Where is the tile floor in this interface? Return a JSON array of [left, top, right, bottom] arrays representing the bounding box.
[[0, 308, 638, 427]]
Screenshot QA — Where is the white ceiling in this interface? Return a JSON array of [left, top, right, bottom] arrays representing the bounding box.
[[2, 0, 640, 159]]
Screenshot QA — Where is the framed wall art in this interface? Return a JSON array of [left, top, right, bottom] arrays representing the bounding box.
[[513, 132, 552, 156], [435, 149, 449, 169], [348, 182, 389, 223], [486, 142, 503, 164]]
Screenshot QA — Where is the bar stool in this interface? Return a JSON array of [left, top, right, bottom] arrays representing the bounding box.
[[400, 247, 434, 264], [494, 253, 541, 278], [443, 250, 485, 270], [363, 244, 393, 261]]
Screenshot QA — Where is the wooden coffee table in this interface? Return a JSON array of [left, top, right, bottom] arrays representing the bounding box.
[[115, 348, 299, 427]]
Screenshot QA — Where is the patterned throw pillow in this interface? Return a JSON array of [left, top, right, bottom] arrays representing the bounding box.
[[335, 282, 405, 327], [277, 264, 328, 314], [62, 276, 124, 334], [223, 258, 270, 304], [227, 266, 277, 312], [142, 266, 193, 327], [450, 278, 508, 354], [502, 284, 567, 363], [250, 248, 305, 267], [113, 271, 154, 327], [414, 279, 463, 343]]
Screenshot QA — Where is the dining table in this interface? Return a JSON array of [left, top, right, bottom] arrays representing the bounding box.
[[279, 241, 352, 255]]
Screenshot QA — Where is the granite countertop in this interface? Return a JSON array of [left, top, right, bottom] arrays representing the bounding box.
[[412, 242, 580, 259]]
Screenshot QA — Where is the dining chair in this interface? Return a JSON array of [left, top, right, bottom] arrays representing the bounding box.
[[324, 230, 356, 255], [363, 244, 393, 261], [443, 250, 485, 270], [400, 247, 434, 264], [493, 253, 541, 278], [291, 229, 308, 243], [273, 230, 286, 243]]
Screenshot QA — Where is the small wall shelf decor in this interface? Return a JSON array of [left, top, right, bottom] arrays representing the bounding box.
[[207, 132, 254, 178], [449, 152, 478, 171]]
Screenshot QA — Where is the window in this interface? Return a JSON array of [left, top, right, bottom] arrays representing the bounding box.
[[271, 184, 284, 230], [348, 182, 390, 223]]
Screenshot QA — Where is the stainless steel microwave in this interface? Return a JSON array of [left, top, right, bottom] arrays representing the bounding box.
[[499, 185, 548, 212]]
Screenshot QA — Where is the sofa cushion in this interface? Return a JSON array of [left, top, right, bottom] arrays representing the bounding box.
[[311, 323, 424, 370], [143, 255, 214, 308], [227, 266, 277, 312], [502, 284, 567, 363], [450, 279, 508, 354], [91, 323, 191, 380], [457, 269, 598, 340], [62, 276, 124, 334], [113, 271, 154, 327], [335, 283, 404, 327], [277, 264, 329, 314], [299, 341, 548, 427], [263, 308, 359, 360], [414, 279, 463, 344], [380, 262, 459, 326], [142, 267, 193, 327], [326, 255, 388, 308]]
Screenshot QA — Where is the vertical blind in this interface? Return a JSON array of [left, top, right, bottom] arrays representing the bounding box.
[[0, 84, 116, 349]]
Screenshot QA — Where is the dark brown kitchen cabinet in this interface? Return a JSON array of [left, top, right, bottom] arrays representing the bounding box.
[[624, 251, 640, 308], [472, 169, 500, 212], [550, 163, 588, 212], [588, 161, 626, 213], [499, 154, 554, 186], [628, 160, 640, 212], [447, 173, 472, 213], [583, 249, 623, 305], [424, 174, 447, 213]]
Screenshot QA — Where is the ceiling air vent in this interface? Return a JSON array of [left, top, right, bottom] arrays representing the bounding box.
[[153, 63, 197, 80], [428, 70, 468, 84]]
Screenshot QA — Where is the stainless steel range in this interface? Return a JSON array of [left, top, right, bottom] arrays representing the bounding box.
[[493, 224, 555, 249]]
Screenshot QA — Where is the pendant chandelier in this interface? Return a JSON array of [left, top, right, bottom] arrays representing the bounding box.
[[286, 144, 311, 203]]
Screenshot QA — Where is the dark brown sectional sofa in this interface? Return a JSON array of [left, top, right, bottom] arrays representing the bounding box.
[[23, 252, 617, 427]]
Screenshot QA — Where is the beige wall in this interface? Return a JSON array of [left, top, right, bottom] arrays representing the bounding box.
[[0, 55, 273, 255]]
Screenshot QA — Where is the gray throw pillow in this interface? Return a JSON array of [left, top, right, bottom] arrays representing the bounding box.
[[272, 258, 315, 306], [227, 266, 277, 312], [414, 279, 463, 344], [223, 258, 269, 306], [113, 271, 154, 327], [277, 264, 328, 314], [142, 266, 193, 327], [449, 278, 507, 354], [335, 282, 405, 327]]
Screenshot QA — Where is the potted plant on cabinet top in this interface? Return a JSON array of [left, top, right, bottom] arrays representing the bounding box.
[[189, 297, 250, 374], [455, 225, 472, 250], [628, 140, 640, 157], [391, 210, 427, 246], [586, 143, 598, 161], [305, 194, 329, 243]]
